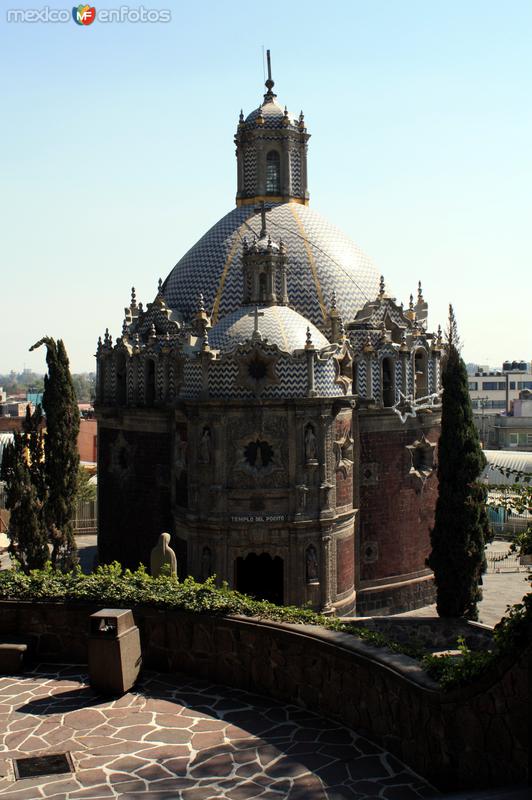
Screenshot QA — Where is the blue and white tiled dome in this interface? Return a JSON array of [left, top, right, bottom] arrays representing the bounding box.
[[209, 304, 329, 355], [163, 203, 380, 333], [244, 100, 298, 129]]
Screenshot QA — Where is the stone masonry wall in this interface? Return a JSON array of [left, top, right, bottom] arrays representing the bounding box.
[[0, 601, 527, 791], [358, 411, 440, 584]]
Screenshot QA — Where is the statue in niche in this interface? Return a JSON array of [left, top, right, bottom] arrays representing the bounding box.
[[201, 546, 212, 580], [306, 545, 319, 583], [304, 423, 318, 464], [199, 426, 211, 464], [150, 532, 177, 578]]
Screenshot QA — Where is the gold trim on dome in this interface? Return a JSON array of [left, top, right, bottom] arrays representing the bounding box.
[[288, 203, 327, 323], [211, 216, 252, 324], [236, 195, 308, 207]]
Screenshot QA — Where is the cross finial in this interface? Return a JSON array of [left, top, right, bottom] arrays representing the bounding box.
[[253, 200, 271, 238], [248, 305, 265, 339]]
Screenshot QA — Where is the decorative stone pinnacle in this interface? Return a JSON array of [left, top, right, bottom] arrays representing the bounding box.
[[409, 294, 414, 310], [104, 328, 110, 345], [298, 110, 305, 130], [197, 292, 205, 314], [239, 109, 244, 123], [148, 323, 157, 341], [130, 287, 137, 308], [418, 280, 423, 300], [339, 317, 346, 340], [138, 302, 144, 314], [122, 319, 128, 337], [400, 332, 408, 352], [305, 326, 313, 348], [330, 290, 337, 311], [201, 328, 210, 352], [363, 333, 374, 353], [379, 276, 385, 297], [158, 277, 163, 293]]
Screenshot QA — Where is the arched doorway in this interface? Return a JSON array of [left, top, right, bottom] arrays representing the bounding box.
[[235, 552, 284, 605]]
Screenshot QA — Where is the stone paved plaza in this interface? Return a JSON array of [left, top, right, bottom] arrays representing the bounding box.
[[0, 665, 439, 800]]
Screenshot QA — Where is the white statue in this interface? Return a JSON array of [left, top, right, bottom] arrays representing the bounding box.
[[150, 532, 177, 578]]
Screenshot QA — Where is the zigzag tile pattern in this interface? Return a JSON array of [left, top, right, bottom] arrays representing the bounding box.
[[163, 203, 380, 332]]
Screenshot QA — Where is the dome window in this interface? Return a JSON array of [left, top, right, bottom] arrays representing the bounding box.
[[382, 357, 395, 407], [266, 150, 281, 194]]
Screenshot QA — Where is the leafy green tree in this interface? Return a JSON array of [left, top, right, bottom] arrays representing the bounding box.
[[0, 407, 49, 572], [427, 306, 491, 619], [30, 338, 80, 570]]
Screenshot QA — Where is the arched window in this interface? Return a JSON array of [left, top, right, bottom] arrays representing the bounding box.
[[414, 349, 428, 398], [145, 359, 156, 405], [382, 357, 395, 407], [266, 150, 281, 194], [259, 272, 267, 301], [116, 353, 127, 406]]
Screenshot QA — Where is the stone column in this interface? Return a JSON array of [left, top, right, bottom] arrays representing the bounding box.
[[320, 532, 334, 614]]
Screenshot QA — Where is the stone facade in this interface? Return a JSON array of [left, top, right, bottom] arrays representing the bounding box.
[[95, 59, 443, 615]]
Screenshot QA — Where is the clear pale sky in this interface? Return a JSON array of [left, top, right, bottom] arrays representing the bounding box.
[[1, 0, 530, 374]]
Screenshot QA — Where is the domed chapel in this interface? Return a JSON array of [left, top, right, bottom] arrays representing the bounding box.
[[95, 54, 443, 615]]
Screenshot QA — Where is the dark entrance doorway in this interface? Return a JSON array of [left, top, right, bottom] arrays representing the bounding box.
[[235, 552, 284, 605]]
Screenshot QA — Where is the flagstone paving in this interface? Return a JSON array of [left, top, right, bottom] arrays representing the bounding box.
[[0, 664, 440, 799]]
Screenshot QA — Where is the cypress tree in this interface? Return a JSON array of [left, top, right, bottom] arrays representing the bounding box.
[[0, 407, 49, 572], [427, 306, 490, 619], [30, 337, 80, 570]]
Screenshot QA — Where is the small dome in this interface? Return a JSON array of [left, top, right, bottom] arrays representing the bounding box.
[[209, 305, 329, 355], [245, 100, 297, 129]]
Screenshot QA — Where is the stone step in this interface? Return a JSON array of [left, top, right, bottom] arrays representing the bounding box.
[[0, 642, 28, 674]]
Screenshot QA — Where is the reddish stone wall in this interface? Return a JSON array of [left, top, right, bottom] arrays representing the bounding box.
[[98, 426, 172, 569], [78, 419, 97, 463], [0, 601, 527, 791], [336, 535, 354, 594], [358, 412, 440, 583]]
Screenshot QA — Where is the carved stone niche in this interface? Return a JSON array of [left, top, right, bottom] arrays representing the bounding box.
[[303, 422, 318, 466], [406, 433, 436, 482]]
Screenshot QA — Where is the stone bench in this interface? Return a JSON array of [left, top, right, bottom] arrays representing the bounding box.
[[0, 642, 28, 674]]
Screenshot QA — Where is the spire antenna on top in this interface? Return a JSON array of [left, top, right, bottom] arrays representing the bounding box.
[[263, 49, 276, 102]]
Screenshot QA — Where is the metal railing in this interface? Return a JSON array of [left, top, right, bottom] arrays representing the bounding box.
[[0, 484, 96, 536], [485, 550, 526, 573]]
